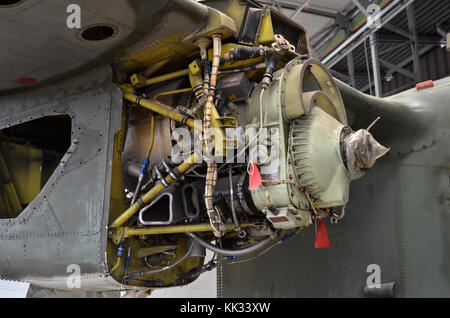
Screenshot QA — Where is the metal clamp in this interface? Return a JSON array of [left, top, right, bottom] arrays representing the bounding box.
[[330, 206, 346, 224]]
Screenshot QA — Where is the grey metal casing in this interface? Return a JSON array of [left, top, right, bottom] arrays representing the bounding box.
[[0, 65, 125, 290]]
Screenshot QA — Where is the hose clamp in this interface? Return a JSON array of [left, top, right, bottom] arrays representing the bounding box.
[[135, 96, 143, 105], [162, 160, 178, 180], [330, 206, 346, 224], [181, 116, 190, 126], [155, 167, 169, 187]]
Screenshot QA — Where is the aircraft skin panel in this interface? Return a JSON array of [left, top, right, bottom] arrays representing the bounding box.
[[0, 65, 122, 290], [223, 147, 450, 297], [0, 0, 208, 94]]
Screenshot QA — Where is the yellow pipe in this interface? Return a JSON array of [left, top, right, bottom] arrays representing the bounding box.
[[130, 69, 189, 89], [110, 257, 121, 273], [110, 223, 261, 241], [121, 87, 195, 129], [145, 115, 155, 159], [126, 223, 257, 236], [153, 88, 192, 101], [110, 152, 200, 228]]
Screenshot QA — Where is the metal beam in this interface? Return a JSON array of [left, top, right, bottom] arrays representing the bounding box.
[[310, 23, 336, 41], [258, 0, 337, 19], [385, 44, 435, 77], [330, 69, 350, 82], [360, 44, 435, 93], [378, 41, 410, 56], [312, 27, 340, 51], [330, 69, 367, 82], [369, 32, 382, 97], [383, 23, 412, 39], [322, 0, 415, 69], [377, 34, 445, 45], [379, 59, 416, 79], [347, 52, 356, 88], [351, 0, 369, 16], [303, 7, 337, 19], [269, 0, 282, 12], [407, 4, 422, 82], [290, 1, 308, 19]]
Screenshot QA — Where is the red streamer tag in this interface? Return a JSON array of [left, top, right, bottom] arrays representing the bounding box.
[[248, 162, 262, 190], [314, 220, 330, 248]]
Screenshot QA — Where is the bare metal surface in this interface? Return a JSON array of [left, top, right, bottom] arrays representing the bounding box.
[[0, 65, 124, 290], [0, 0, 207, 94]]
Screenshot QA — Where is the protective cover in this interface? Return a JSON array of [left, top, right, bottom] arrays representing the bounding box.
[[344, 129, 389, 180]]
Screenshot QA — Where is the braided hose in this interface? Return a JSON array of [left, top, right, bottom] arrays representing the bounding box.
[[203, 35, 225, 237]]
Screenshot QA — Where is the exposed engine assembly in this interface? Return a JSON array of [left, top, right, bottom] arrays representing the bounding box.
[[106, 3, 388, 289]]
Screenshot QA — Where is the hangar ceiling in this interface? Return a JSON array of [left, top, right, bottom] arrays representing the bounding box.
[[258, 0, 450, 97]]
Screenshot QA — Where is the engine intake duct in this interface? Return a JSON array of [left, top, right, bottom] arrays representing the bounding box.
[[139, 186, 184, 225]]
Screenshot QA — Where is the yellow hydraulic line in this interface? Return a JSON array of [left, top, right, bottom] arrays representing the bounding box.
[[121, 84, 195, 129], [110, 152, 200, 228], [145, 114, 155, 159], [130, 69, 190, 89], [117, 223, 259, 238], [153, 88, 193, 101], [110, 257, 121, 273]]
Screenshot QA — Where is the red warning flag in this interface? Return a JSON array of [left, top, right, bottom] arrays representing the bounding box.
[[248, 162, 262, 190], [314, 220, 330, 248]]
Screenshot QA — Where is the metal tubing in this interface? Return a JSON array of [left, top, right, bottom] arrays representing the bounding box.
[[131, 69, 190, 88], [186, 232, 274, 257], [110, 152, 200, 228], [117, 223, 259, 238], [153, 88, 193, 101], [122, 89, 195, 129]]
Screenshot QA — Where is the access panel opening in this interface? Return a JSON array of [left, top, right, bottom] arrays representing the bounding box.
[[0, 114, 71, 219]]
